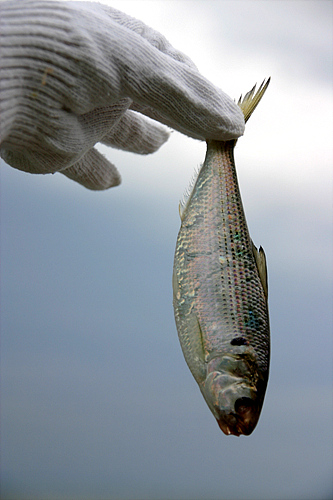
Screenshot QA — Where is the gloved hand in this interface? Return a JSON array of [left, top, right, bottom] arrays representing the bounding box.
[[0, 0, 245, 190]]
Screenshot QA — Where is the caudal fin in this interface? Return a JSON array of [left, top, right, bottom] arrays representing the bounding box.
[[238, 78, 270, 123]]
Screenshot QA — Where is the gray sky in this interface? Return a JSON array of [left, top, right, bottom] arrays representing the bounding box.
[[1, 1, 332, 499]]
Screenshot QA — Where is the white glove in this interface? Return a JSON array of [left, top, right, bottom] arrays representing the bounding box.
[[0, 0, 245, 190]]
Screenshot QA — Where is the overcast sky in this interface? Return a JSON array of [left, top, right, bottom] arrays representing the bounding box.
[[1, 1, 332, 499]]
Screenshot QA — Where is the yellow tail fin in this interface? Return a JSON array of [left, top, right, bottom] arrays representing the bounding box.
[[238, 78, 270, 123]]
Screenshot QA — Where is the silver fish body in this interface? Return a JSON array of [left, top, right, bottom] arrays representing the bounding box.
[[172, 81, 270, 436]]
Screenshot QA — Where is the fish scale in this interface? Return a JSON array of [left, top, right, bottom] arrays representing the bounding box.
[[173, 79, 270, 436]]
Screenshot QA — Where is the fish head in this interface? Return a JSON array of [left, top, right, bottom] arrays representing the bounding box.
[[216, 394, 260, 436], [201, 355, 267, 436]]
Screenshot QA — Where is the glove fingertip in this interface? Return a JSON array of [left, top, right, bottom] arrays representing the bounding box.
[[61, 148, 121, 190]]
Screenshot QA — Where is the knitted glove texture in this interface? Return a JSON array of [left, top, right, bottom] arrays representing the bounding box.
[[0, 0, 245, 189]]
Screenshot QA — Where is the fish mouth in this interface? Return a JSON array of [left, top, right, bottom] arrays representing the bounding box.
[[216, 397, 259, 436], [201, 355, 268, 436]]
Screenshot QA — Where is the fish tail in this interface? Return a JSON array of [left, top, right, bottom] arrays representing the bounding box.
[[238, 78, 270, 123]]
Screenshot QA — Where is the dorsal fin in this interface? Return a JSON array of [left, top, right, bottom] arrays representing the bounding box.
[[179, 164, 201, 220], [251, 241, 268, 299]]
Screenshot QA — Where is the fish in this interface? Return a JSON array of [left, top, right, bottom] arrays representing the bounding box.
[[172, 79, 270, 436]]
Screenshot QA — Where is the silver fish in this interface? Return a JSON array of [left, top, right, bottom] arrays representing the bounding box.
[[172, 79, 270, 436]]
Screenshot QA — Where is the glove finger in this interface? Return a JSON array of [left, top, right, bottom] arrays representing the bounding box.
[[61, 148, 121, 191], [77, 98, 132, 147], [81, 2, 198, 70], [66, 3, 244, 140], [101, 110, 170, 154]]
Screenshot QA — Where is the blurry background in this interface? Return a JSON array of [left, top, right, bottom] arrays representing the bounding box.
[[1, 1, 332, 499]]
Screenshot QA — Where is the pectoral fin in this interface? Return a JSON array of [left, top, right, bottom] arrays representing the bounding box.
[[252, 241, 268, 299], [183, 313, 207, 384], [172, 268, 206, 383]]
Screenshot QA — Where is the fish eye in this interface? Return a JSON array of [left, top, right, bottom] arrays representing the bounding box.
[[230, 337, 248, 346]]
